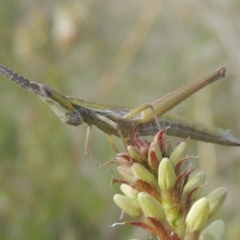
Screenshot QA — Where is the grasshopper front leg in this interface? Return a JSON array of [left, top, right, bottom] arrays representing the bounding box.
[[97, 114, 129, 153], [85, 124, 119, 155]]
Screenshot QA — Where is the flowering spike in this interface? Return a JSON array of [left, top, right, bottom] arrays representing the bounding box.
[[113, 129, 227, 239]]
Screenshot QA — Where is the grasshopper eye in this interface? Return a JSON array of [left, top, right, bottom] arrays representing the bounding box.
[[40, 85, 53, 98]]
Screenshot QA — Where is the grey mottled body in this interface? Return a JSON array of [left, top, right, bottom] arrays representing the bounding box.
[[0, 64, 239, 147]]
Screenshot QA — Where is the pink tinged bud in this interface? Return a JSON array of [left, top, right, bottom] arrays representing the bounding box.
[[138, 192, 165, 220], [129, 127, 150, 156], [153, 128, 172, 157], [158, 158, 176, 191], [118, 166, 134, 181], [127, 145, 146, 164], [169, 141, 187, 166], [113, 194, 142, 218], [147, 142, 162, 173], [199, 220, 225, 240], [206, 187, 228, 219], [149, 141, 162, 160], [186, 198, 210, 232], [131, 163, 158, 187], [120, 184, 139, 199], [116, 153, 131, 165]]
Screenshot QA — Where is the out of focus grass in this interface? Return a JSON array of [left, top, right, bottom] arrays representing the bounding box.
[[0, 1, 240, 239]]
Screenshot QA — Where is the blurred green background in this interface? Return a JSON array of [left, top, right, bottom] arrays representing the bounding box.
[[0, 1, 240, 239]]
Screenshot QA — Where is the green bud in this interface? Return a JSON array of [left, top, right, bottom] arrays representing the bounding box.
[[206, 187, 228, 218], [186, 198, 210, 232], [169, 141, 187, 166], [158, 158, 176, 210], [182, 171, 206, 199], [113, 194, 142, 218], [120, 184, 139, 199], [127, 146, 146, 164], [138, 192, 165, 220], [131, 163, 158, 187], [199, 220, 225, 240], [158, 158, 176, 190]]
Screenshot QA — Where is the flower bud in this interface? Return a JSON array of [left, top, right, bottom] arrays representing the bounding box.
[[158, 158, 176, 190], [199, 220, 225, 240], [138, 192, 165, 220], [118, 166, 134, 181], [120, 184, 139, 199], [182, 171, 206, 199], [147, 141, 162, 172], [131, 163, 158, 187], [113, 194, 142, 218], [186, 198, 210, 232], [169, 141, 187, 166], [116, 153, 131, 165], [206, 187, 228, 218], [127, 146, 146, 164], [153, 129, 172, 157], [158, 158, 176, 210]]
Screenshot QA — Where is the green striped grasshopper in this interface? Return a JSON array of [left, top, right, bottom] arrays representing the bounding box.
[[0, 65, 239, 154]]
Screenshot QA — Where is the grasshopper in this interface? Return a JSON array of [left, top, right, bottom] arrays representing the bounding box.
[[0, 64, 239, 154]]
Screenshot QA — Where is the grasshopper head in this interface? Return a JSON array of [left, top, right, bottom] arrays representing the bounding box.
[[39, 85, 83, 126]]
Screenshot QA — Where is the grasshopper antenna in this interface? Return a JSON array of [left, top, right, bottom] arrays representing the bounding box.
[[0, 65, 43, 96]]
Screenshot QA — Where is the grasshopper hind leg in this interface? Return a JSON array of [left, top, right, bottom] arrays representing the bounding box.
[[84, 117, 122, 154]]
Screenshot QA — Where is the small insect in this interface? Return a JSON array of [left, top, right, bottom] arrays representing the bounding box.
[[0, 65, 239, 154]]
